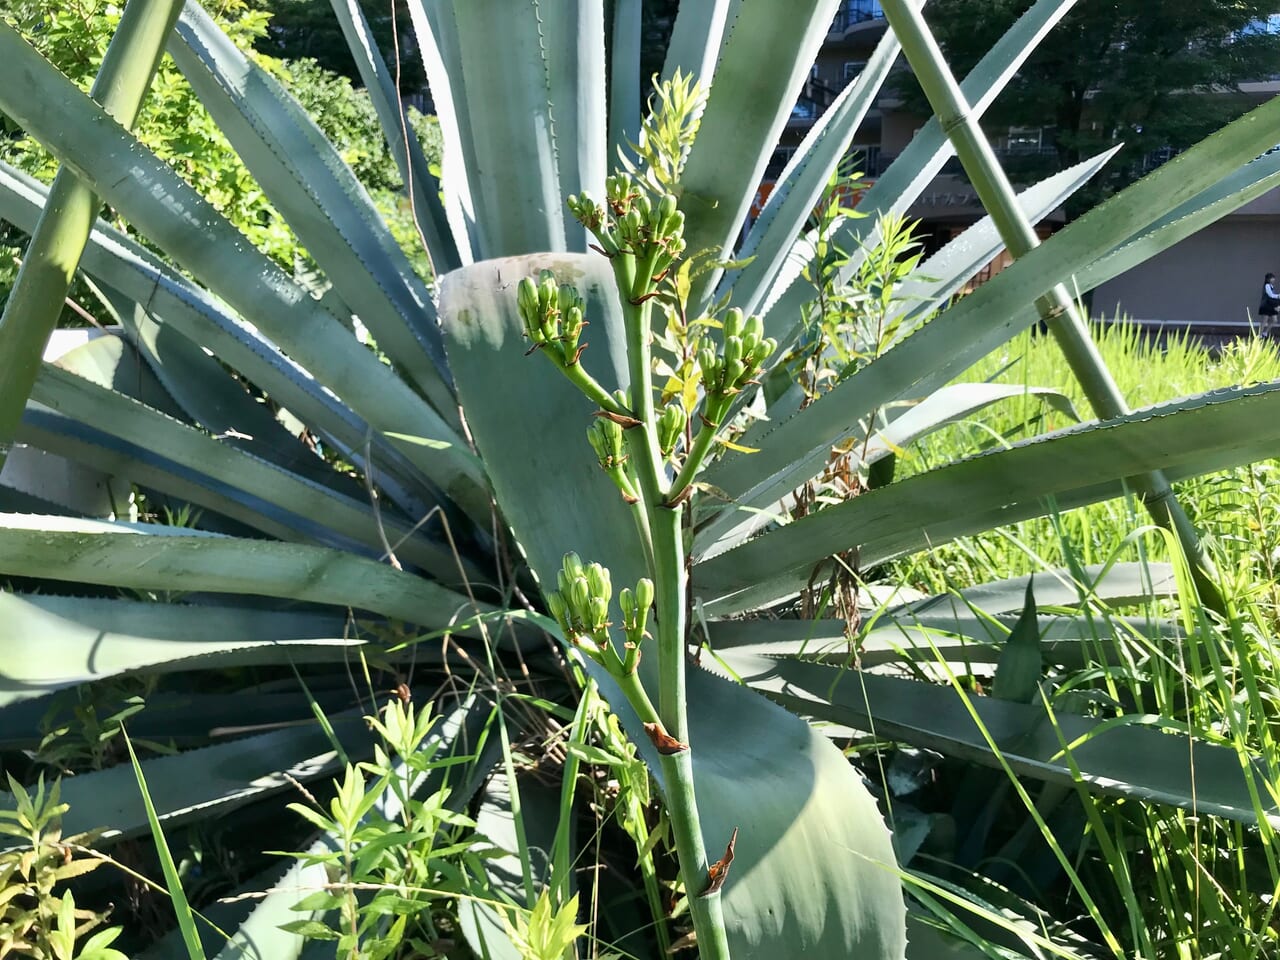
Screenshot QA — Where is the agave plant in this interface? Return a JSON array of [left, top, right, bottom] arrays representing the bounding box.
[[2, 0, 1280, 957]]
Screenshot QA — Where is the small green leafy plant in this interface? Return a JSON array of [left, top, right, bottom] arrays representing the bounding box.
[[281, 697, 485, 960], [0, 775, 124, 960]]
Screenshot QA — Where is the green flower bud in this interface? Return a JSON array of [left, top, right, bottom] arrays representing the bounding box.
[[723, 335, 743, 368], [618, 587, 636, 624], [546, 592, 570, 631], [517, 276, 540, 328], [587, 417, 626, 470], [723, 307, 746, 340], [755, 337, 778, 366], [570, 576, 591, 616], [588, 596, 610, 631], [725, 358, 746, 390], [698, 345, 718, 378], [567, 193, 605, 232], [635, 577, 654, 613], [658, 403, 686, 457], [586, 562, 611, 603], [656, 193, 679, 233], [562, 552, 584, 579]]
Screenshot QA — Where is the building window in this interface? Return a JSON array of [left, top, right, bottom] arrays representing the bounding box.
[[1003, 127, 1045, 154], [843, 60, 866, 82]]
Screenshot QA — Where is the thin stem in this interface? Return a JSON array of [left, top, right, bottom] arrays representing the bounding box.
[[0, 0, 185, 471], [600, 249, 729, 958], [561, 360, 627, 415], [668, 405, 726, 503], [878, 0, 1225, 614]]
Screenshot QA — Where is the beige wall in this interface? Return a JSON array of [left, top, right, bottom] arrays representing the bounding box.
[[1090, 217, 1280, 326]]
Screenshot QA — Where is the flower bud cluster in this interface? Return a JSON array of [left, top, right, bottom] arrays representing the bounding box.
[[698, 308, 777, 422], [587, 417, 627, 471], [657, 404, 686, 458], [546, 553, 649, 676], [568, 173, 686, 295], [516, 270, 588, 366]]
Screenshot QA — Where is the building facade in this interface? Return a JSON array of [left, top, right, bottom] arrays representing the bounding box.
[[770, 1, 1280, 331]]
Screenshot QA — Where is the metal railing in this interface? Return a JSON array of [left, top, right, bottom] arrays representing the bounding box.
[[832, 0, 885, 32]]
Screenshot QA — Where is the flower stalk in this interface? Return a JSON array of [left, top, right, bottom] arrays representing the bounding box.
[[523, 144, 760, 956]]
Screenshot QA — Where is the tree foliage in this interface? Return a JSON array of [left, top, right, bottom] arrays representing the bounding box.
[[0, 0, 438, 313], [907, 0, 1280, 212]]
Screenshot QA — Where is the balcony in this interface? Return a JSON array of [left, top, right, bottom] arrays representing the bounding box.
[[831, 0, 885, 35]]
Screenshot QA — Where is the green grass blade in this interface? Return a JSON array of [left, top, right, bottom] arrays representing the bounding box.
[[123, 729, 208, 960]]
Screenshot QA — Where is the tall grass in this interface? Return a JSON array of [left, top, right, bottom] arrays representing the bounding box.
[[886, 322, 1280, 958], [899, 323, 1280, 591]]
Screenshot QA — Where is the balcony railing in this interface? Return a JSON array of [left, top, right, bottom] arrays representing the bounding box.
[[832, 0, 885, 33]]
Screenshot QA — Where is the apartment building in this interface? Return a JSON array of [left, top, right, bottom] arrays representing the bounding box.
[[772, 1, 1280, 330]]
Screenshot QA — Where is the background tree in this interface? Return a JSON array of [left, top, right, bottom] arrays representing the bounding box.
[[903, 0, 1280, 215], [0, 0, 438, 318], [246, 0, 425, 90]]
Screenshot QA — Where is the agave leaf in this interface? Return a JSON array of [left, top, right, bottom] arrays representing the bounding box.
[[894, 562, 1177, 616], [403, 0, 482, 261], [990, 581, 1041, 702], [662, 0, 732, 87], [1078, 146, 1280, 300], [705, 93, 1280, 516], [731, 656, 1280, 827], [679, 0, 841, 301], [90, 284, 367, 496], [0, 512, 487, 628], [0, 26, 491, 522], [0, 689, 360, 751], [696, 383, 1079, 557], [0, 161, 436, 516], [30, 360, 466, 579], [0, 592, 363, 707], [708, 612, 1184, 674], [724, 23, 902, 316], [0, 713, 371, 848], [884, 146, 1121, 340], [534, 0, 608, 252], [170, 3, 456, 417], [326, 0, 464, 273], [758, 0, 1079, 330], [18, 407, 320, 544], [424, 1, 607, 257], [698, 381, 1280, 613], [440, 252, 906, 959], [608, 0, 642, 153]]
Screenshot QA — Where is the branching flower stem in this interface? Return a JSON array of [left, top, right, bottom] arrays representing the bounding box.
[[615, 260, 731, 960]]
